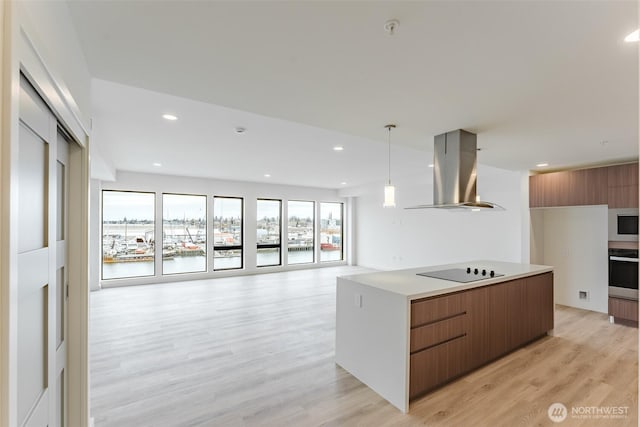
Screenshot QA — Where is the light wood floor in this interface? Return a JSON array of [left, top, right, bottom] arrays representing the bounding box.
[[90, 267, 638, 426]]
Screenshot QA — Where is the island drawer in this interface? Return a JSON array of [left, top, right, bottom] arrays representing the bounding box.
[[411, 292, 466, 327], [410, 313, 467, 353], [409, 333, 468, 399]]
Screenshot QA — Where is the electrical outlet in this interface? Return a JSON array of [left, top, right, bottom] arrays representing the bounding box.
[[578, 290, 589, 300]]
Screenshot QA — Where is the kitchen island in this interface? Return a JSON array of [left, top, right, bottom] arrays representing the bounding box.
[[335, 260, 553, 413]]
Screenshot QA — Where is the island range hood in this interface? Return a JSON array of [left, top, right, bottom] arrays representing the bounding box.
[[406, 129, 503, 210]]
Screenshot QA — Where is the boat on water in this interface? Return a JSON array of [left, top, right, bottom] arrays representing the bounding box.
[[103, 253, 154, 263], [320, 243, 340, 251], [103, 249, 176, 263]]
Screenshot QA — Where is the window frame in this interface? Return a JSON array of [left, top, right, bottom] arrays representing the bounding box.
[[256, 198, 282, 267], [287, 199, 315, 265], [161, 192, 208, 276], [101, 189, 157, 280], [319, 201, 344, 263], [213, 196, 244, 271]]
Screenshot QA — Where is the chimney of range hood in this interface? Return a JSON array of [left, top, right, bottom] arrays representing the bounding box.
[[406, 129, 503, 210]]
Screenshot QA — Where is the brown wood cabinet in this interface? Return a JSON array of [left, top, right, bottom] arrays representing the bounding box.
[[409, 272, 554, 399], [608, 297, 638, 323], [608, 163, 639, 208], [529, 167, 609, 208], [608, 163, 639, 187], [529, 163, 638, 209], [608, 186, 639, 209]]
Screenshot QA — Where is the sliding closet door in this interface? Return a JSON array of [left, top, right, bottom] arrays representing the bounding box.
[[17, 74, 67, 427], [54, 130, 69, 427]]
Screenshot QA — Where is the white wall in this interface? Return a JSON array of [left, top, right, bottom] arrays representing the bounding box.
[[538, 206, 608, 313], [352, 164, 525, 270], [529, 209, 545, 264], [99, 171, 347, 287]]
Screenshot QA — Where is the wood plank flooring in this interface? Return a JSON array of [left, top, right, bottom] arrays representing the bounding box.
[[91, 267, 638, 426]]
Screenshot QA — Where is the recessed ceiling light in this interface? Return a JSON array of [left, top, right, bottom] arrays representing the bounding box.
[[153, 162, 162, 167], [333, 146, 344, 151], [340, 182, 347, 185], [162, 114, 178, 121], [536, 163, 549, 167], [264, 173, 271, 178], [624, 29, 639, 42], [428, 164, 434, 168], [235, 127, 246, 134]]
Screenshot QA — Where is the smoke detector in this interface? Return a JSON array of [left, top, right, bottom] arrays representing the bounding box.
[[384, 19, 399, 36]]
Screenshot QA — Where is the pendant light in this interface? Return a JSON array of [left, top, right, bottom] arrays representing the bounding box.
[[383, 124, 396, 208]]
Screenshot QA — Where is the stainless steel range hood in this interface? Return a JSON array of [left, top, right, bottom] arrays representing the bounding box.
[[406, 129, 503, 210]]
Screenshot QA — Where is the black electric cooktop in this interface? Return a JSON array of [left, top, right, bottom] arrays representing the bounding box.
[[417, 267, 504, 283]]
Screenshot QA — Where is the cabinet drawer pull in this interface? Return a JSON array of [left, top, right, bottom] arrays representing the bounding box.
[[410, 333, 467, 355], [411, 311, 466, 330]]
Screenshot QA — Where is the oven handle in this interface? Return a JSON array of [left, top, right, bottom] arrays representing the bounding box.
[[610, 256, 639, 262]]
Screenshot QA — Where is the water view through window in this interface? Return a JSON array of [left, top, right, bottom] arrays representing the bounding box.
[[320, 202, 343, 262], [214, 196, 243, 270], [162, 194, 207, 275], [102, 191, 155, 279], [257, 199, 281, 267], [288, 200, 314, 264], [103, 192, 343, 278]]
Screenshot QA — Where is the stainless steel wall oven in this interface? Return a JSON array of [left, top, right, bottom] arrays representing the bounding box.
[[609, 248, 638, 300]]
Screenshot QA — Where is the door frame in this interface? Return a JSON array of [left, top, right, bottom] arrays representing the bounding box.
[[1, 2, 90, 425]]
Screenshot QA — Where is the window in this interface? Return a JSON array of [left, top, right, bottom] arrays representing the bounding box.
[[257, 199, 281, 267], [162, 194, 207, 275], [320, 202, 343, 262], [102, 190, 155, 279], [214, 196, 243, 270], [288, 200, 314, 264]]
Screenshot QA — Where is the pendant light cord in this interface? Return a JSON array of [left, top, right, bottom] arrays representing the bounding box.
[[385, 125, 396, 185], [387, 126, 392, 185]]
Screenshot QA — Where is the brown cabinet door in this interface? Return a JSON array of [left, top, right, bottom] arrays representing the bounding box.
[[607, 164, 638, 208], [608, 297, 639, 322], [529, 175, 543, 208], [608, 185, 639, 208], [523, 273, 555, 338], [529, 173, 562, 208], [505, 280, 527, 349], [608, 163, 639, 187], [466, 286, 489, 369], [485, 283, 509, 360], [569, 167, 608, 206], [466, 273, 553, 367], [542, 172, 571, 207], [466, 281, 512, 366]]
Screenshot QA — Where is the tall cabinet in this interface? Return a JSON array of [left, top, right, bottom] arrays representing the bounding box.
[[529, 162, 638, 326]]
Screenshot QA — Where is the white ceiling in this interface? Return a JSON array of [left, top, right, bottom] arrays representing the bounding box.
[[68, 0, 639, 188], [91, 79, 430, 188]]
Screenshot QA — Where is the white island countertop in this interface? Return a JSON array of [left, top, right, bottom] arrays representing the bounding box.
[[339, 260, 553, 301]]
